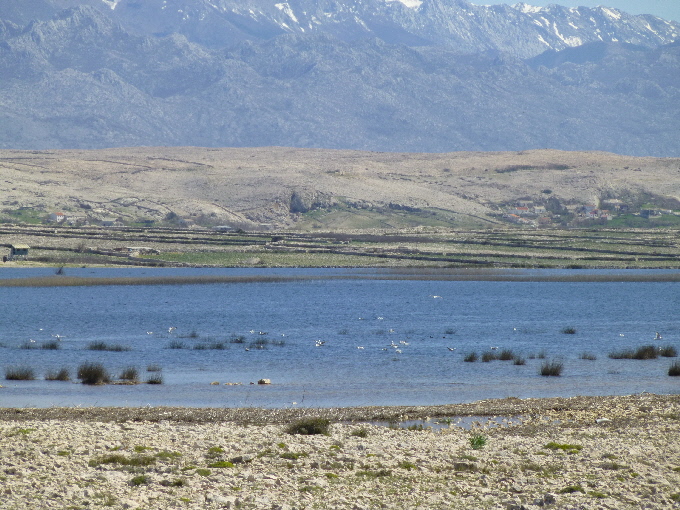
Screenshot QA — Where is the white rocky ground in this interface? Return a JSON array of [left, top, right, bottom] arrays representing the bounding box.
[[1, 394, 679, 509]]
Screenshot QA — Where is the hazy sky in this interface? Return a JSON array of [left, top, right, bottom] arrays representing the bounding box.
[[473, 1, 679, 22]]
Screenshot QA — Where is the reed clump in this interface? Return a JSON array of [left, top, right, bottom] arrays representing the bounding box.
[[77, 362, 111, 385], [5, 366, 35, 380], [119, 367, 139, 382], [45, 368, 71, 381], [669, 361, 680, 377], [540, 360, 563, 376], [463, 352, 478, 362], [87, 341, 131, 352]]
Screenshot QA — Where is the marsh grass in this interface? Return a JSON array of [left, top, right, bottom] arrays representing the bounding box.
[[498, 349, 515, 361], [660, 345, 678, 357], [77, 362, 111, 385], [5, 366, 35, 380], [40, 340, 61, 350], [146, 374, 163, 384], [609, 344, 659, 360], [513, 356, 526, 366], [669, 361, 680, 377], [561, 327, 577, 334], [147, 364, 162, 372], [19, 341, 37, 350], [45, 367, 70, 381], [463, 352, 478, 362], [167, 340, 186, 349], [580, 352, 597, 360], [540, 360, 563, 376], [87, 341, 131, 352], [481, 351, 497, 362], [119, 367, 139, 382]]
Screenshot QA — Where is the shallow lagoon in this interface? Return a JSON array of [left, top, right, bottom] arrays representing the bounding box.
[[1, 268, 678, 408]]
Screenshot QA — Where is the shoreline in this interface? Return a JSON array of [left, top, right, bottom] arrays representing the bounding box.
[[2, 394, 679, 509], [1, 393, 678, 424]]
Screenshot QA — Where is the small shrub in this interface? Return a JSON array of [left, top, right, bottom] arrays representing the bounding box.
[[5, 366, 35, 380], [580, 352, 597, 360], [160, 479, 185, 487], [659, 345, 678, 357], [463, 352, 478, 362], [129, 475, 150, 486], [540, 360, 563, 376], [286, 417, 331, 435], [561, 327, 577, 334], [560, 485, 585, 494], [669, 361, 680, 377], [469, 434, 487, 450], [77, 362, 111, 385], [119, 367, 139, 382], [45, 367, 71, 381]]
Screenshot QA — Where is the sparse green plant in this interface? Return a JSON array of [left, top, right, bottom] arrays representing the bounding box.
[[77, 362, 111, 385], [469, 434, 487, 450], [540, 360, 563, 376], [356, 469, 391, 479], [45, 367, 71, 381], [463, 352, 478, 362], [398, 461, 417, 470], [588, 491, 607, 499], [119, 367, 139, 382], [5, 366, 35, 380], [129, 474, 150, 486], [207, 461, 234, 468], [285, 417, 331, 435], [543, 442, 582, 453], [207, 446, 225, 456], [160, 479, 185, 487], [280, 452, 308, 460], [350, 428, 368, 438], [195, 468, 211, 476]]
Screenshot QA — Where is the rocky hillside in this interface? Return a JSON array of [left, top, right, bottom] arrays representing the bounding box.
[[0, 2, 679, 155], [1, 147, 679, 230]]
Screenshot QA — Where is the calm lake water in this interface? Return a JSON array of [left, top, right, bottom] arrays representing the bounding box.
[[1, 268, 679, 408]]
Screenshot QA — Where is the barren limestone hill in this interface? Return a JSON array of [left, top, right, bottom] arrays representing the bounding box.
[[1, 147, 679, 231]]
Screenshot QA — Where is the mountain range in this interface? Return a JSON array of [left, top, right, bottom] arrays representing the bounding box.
[[0, 0, 679, 155]]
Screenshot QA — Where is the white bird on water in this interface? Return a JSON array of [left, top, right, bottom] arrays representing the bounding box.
[[655, 332, 662, 340], [168, 327, 176, 334]]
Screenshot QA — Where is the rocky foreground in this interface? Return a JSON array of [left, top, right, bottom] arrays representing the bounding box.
[[1, 394, 679, 509]]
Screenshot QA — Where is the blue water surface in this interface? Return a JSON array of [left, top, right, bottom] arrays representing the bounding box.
[[1, 268, 678, 408]]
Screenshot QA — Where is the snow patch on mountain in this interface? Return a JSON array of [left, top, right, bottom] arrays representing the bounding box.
[[385, 0, 423, 10]]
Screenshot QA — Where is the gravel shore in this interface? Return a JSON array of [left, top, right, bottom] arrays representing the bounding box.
[[1, 394, 679, 509]]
